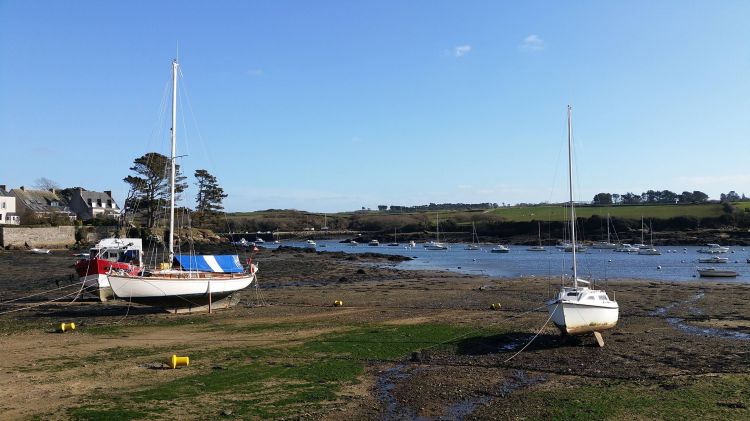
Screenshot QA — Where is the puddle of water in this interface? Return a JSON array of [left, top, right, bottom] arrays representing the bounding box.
[[375, 364, 418, 420], [666, 318, 750, 341], [498, 369, 547, 398], [653, 289, 750, 341], [444, 396, 492, 420]]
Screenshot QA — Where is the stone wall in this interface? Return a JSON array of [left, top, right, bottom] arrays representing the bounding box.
[[0, 226, 76, 249], [82, 226, 119, 243]]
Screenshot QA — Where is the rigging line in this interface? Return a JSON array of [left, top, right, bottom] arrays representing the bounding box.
[[0, 281, 84, 305], [503, 303, 556, 363]]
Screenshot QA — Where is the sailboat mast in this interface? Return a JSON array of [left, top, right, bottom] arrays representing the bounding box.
[[567, 105, 577, 286], [607, 213, 611, 243], [168, 59, 178, 264], [641, 216, 644, 245], [436, 212, 440, 242]]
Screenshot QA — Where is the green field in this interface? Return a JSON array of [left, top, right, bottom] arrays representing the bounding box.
[[489, 202, 750, 222]]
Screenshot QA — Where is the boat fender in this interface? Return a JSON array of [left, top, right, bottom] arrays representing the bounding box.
[[59, 322, 76, 333], [657, 266, 662, 270], [170, 355, 189, 369], [333, 300, 343, 307], [490, 303, 502, 311]]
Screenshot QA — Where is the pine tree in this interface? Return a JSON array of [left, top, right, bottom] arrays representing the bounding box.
[[123, 152, 187, 228], [194, 169, 227, 214]]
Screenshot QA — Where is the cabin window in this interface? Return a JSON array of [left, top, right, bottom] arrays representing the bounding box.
[[1, 202, 5, 209], [588, 296, 595, 300], [566, 292, 578, 297]]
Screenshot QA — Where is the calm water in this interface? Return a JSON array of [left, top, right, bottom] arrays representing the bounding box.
[[270, 241, 750, 283]]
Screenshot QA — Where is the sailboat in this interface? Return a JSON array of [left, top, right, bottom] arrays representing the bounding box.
[[106, 59, 257, 311], [638, 220, 661, 255], [634, 216, 647, 249], [388, 228, 400, 246], [425, 212, 448, 250], [465, 222, 481, 250], [546, 106, 619, 342], [592, 213, 618, 249], [527, 221, 546, 251]]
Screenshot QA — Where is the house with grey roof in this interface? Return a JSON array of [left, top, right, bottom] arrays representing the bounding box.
[[68, 188, 120, 221], [11, 186, 76, 222], [0, 185, 20, 225]]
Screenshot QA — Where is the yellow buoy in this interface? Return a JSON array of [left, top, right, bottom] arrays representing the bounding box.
[[160, 262, 171, 270], [60, 322, 76, 332], [333, 300, 343, 307], [170, 354, 189, 369], [490, 303, 502, 311]]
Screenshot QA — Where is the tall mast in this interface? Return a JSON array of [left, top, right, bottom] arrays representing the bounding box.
[[567, 105, 577, 286], [607, 213, 611, 243], [168, 59, 178, 264], [436, 212, 440, 242], [641, 216, 644, 245]]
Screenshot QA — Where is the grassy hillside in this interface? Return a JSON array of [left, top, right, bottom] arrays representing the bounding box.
[[218, 203, 750, 237], [488, 203, 732, 222]]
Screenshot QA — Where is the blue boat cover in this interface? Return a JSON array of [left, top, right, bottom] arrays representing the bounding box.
[[173, 255, 244, 273]]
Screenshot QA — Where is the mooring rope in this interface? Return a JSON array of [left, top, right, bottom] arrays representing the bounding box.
[[502, 303, 557, 363], [414, 303, 549, 355], [0, 289, 84, 315], [0, 282, 83, 305]]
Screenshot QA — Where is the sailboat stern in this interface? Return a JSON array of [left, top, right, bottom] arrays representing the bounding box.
[[546, 294, 619, 335]]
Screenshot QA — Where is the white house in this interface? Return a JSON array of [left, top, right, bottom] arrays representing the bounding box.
[[0, 185, 20, 225]]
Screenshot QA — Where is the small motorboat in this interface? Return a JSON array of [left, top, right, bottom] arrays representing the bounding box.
[[698, 256, 729, 264], [368, 240, 379, 246], [490, 245, 510, 253], [29, 248, 51, 254], [697, 268, 738, 278], [698, 244, 730, 254]]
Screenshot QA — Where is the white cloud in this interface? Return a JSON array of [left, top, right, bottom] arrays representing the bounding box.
[[453, 45, 472, 57], [520, 34, 545, 51]]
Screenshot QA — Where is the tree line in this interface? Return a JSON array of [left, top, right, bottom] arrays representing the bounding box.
[[381, 203, 498, 212], [591, 190, 736, 205]]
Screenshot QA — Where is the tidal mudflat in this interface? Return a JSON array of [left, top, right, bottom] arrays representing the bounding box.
[[1, 248, 749, 419]]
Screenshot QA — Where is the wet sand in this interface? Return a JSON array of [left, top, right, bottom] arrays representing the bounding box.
[[1, 247, 749, 419]]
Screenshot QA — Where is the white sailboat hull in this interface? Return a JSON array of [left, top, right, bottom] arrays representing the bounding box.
[[546, 298, 619, 335], [108, 272, 256, 300]]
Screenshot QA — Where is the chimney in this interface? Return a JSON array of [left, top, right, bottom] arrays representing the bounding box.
[[20, 186, 25, 191], [104, 190, 112, 198], [49, 188, 56, 195], [0, 185, 5, 191]]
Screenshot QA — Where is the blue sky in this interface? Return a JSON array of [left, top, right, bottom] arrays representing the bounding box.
[[1, 1, 748, 212]]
